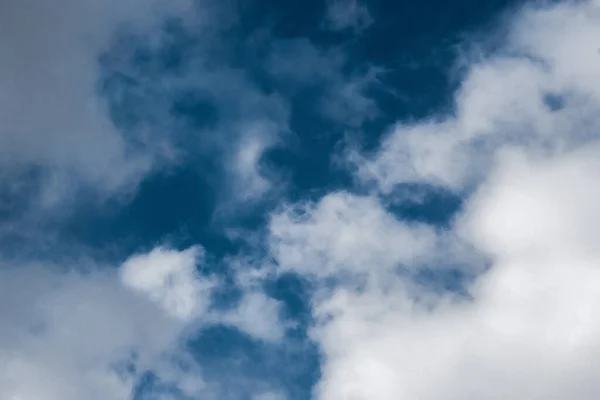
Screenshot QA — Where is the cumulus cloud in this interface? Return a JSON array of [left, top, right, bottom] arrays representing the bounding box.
[[220, 291, 285, 342], [265, 0, 600, 399], [0, 0, 196, 200], [270, 192, 439, 282], [100, 22, 293, 212], [0, 0, 294, 226], [0, 0, 381, 218], [0, 245, 286, 400], [120, 246, 214, 321], [0, 254, 197, 400], [307, 146, 600, 400], [0, 0, 387, 395], [354, 0, 600, 192], [8, 0, 600, 399]]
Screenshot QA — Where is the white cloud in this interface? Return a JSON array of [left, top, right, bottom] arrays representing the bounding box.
[[0, 244, 287, 400], [308, 144, 600, 400], [220, 291, 285, 342], [270, 192, 439, 283], [0, 0, 195, 200], [233, 136, 272, 200], [0, 2, 298, 395], [9, 0, 600, 399], [120, 246, 215, 321], [355, 0, 600, 192], [0, 0, 294, 222], [0, 257, 197, 400], [266, 1, 600, 399], [227, 122, 282, 202], [253, 391, 287, 400], [102, 31, 293, 215]]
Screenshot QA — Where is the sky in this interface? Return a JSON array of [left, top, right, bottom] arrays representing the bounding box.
[[2, 0, 600, 399]]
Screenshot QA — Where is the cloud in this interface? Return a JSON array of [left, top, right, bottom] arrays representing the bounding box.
[[323, 0, 373, 33], [98, 15, 295, 212], [226, 122, 284, 204], [120, 246, 215, 321], [0, 255, 195, 400], [0, 245, 286, 400], [0, 0, 385, 233], [270, 192, 439, 283], [0, 0, 295, 228], [219, 291, 285, 342], [264, 0, 600, 399], [0, 0, 195, 200], [8, 0, 600, 399], [253, 391, 287, 400], [354, 0, 600, 192], [267, 38, 380, 127], [305, 145, 600, 400]]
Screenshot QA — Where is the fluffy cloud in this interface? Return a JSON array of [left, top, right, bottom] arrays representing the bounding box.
[[219, 291, 285, 342], [0, 0, 195, 199], [120, 246, 214, 321], [270, 192, 439, 282], [307, 146, 600, 400], [7, 0, 600, 399], [267, 1, 600, 399], [0, 0, 293, 222], [0, 245, 285, 400], [355, 0, 600, 192], [0, 252, 196, 400]]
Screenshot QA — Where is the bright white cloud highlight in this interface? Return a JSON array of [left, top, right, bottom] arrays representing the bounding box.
[[356, 1, 600, 192], [270, 192, 438, 281], [120, 246, 214, 321], [307, 145, 600, 400], [267, 1, 600, 399]]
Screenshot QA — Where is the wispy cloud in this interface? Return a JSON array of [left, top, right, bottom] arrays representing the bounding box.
[[267, 38, 380, 127], [323, 0, 373, 33]]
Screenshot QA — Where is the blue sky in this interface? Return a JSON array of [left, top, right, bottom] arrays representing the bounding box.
[[3, 0, 600, 399]]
